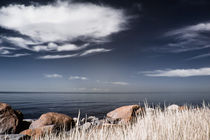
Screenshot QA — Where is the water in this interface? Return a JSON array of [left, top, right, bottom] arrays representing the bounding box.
[[0, 92, 209, 119]]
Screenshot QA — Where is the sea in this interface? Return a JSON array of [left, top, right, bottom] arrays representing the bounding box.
[[0, 92, 209, 119]]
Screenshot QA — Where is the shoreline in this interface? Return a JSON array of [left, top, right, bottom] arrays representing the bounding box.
[[1, 102, 210, 139]]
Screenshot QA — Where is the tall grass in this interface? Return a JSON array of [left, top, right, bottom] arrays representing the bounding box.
[[40, 104, 210, 140]]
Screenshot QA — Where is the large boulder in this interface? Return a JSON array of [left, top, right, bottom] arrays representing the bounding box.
[[0, 102, 23, 134], [106, 105, 140, 124], [29, 112, 75, 131]]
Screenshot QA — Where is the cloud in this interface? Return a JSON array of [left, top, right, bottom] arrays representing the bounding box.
[[158, 22, 210, 53], [0, 1, 129, 58], [110, 81, 129, 85], [188, 53, 210, 60], [69, 76, 87, 80], [0, 53, 30, 57], [38, 54, 78, 59], [143, 67, 210, 77], [45, 74, 63, 78], [80, 48, 112, 56], [105, 81, 129, 86]]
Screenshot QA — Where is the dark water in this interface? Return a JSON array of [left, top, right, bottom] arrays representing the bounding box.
[[0, 92, 209, 119]]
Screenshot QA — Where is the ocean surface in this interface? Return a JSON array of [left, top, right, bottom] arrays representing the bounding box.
[[0, 92, 210, 119]]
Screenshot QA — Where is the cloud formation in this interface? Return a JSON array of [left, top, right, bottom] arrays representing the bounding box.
[[110, 81, 129, 86], [45, 74, 63, 78], [144, 67, 210, 77], [0, 1, 129, 58], [69, 76, 87, 80], [159, 22, 210, 53], [80, 48, 111, 56], [39, 54, 78, 59], [188, 53, 210, 60]]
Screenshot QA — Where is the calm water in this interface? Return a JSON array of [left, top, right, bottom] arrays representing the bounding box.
[[0, 92, 209, 119]]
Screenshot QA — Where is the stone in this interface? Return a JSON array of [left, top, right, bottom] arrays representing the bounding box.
[[106, 105, 140, 124], [0, 102, 23, 134], [29, 112, 75, 131], [82, 122, 91, 130], [0, 134, 30, 140], [20, 125, 54, 139], [167, 104, 180, 111]]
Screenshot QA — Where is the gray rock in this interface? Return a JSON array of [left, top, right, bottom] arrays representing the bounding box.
[[82, 122, 91, 130], [0, 134, 30, 140], [87, 116, 98, 122]]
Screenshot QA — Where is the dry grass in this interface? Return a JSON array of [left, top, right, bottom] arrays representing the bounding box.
[[39, 104, 210, 140]]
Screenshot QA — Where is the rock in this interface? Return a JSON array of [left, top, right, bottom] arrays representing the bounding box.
[[20, 125, 54, 139], [82, 122, 91, 130], [106, 105, 140, 124], [0, 134, 30, 140], [87, 116, 98, 122], [0, 102, 23, 134], [29, 112, 75, 131], [167, 104, 180, 111]]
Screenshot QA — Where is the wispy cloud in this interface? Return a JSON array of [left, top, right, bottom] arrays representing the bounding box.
[[143, 67, 210, 77], [188, 53, 210, 60], [0, 53, 30, 57], [38, 54, 78, 59], [45, 74, 63, 78], [110, 81, 129, 85], [157, 22, 210, 53], [80, 48, 112, 56], [0, 1, 129, 58], [69, 76, 87, 80]]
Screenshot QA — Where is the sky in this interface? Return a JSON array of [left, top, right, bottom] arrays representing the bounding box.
[[0, 0, 210, 92]]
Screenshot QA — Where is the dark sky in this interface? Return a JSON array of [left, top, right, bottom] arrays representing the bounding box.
[[0, 0, 210, 92]]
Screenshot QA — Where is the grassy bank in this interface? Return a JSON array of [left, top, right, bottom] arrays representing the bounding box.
[[40, 104, 210, 140]]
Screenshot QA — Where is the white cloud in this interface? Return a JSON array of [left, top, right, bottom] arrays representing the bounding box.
[[45, 73, 63, 78], [80, 48, 111, 56], [69, 76, 87, 80], [0, 1, 129, 58], [38, 54, 78, 59], [162, 22, 210, 53], [110, 81, 129, 86], [0, 53, 30, 57], [104, 81, 129, 86], [33, 43, 88, 52], [0, 49, 10, 55], [4, 37, 35, 50], [144, 67, 210, 77], [188, 53, 210, 60]]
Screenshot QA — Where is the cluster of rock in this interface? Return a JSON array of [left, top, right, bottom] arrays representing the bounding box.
[[0, 102, 187, 140]]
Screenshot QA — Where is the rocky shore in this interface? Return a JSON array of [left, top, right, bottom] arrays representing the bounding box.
[[0, 102, 187, 140]]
